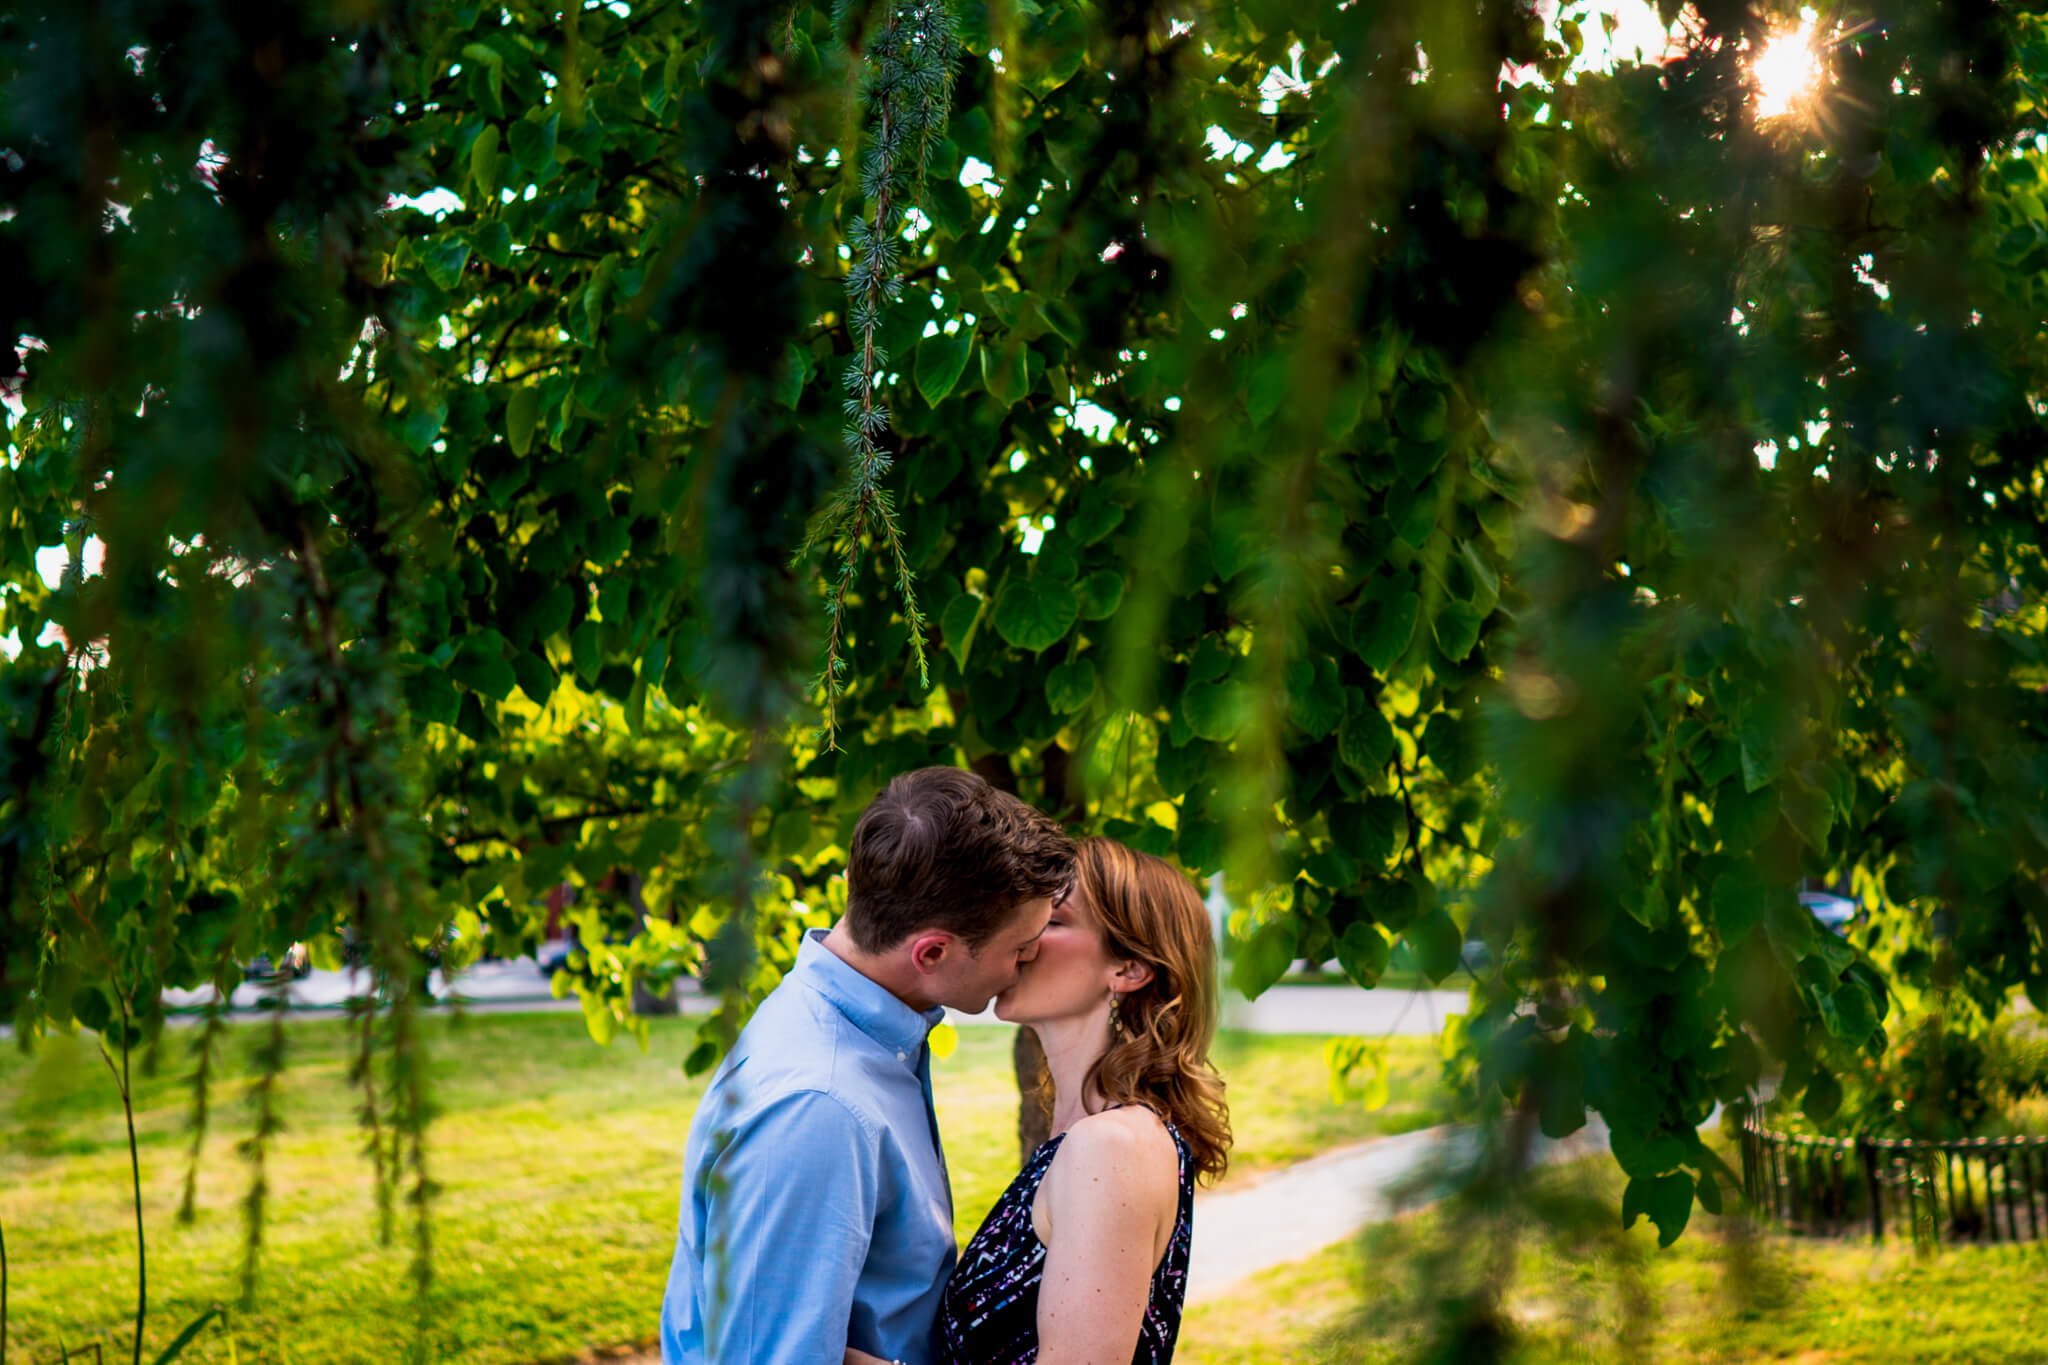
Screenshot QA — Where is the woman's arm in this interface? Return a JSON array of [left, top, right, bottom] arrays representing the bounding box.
[[1033, 1113, 1180, 1365], [843, 1351, 894, 1365]]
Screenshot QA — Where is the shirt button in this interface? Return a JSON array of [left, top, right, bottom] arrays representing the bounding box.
[[896, 1050, 907, 1061]]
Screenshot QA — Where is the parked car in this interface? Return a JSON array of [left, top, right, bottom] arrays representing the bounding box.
[[538, 931, 580, 975], [244, 942, 311, 982], [1800, 890, 1858, 935]]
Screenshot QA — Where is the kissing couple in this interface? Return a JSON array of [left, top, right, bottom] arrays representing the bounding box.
[[660, 765, 1231, 1364]]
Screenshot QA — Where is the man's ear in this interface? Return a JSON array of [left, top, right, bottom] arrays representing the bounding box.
[[907, 930, 959, 976], [1113, 959, 1156, 992]]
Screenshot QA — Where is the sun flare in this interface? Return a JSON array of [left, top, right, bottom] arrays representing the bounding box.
[[1752, 16, 1823, 121]]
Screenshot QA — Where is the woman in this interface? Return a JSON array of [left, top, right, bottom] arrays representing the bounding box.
[[855, 835, 1231, 1365]]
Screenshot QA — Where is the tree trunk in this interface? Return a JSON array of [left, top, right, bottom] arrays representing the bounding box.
[[1014, 1026, 1052, 1162]]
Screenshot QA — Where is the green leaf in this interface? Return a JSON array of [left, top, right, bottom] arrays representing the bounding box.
[[1624, 882, 1670, 930], [993, 574, 1078, 652], [1330, 797, 1404, 868], [506, 386, 541, 457], [511, 650, 556, 706], [625, 674, 648, 734], [1177, 817, 1226, 872], [1404, 906, 1461, 983], [424, 240, 471, 291], [1695, 1166, 1724, 1216], [1231, 918, 1297, 1000], [639, 817, 684, 861], [1458, 539, 1500, 616], [581, 987, 617, 1047], [1045, 658, 1096, 714], [1394, 385, 1448, 441], [570, 619, 602, 681], [1622, 1171, 1695, 1247], [508, 111, 560, 173], [1210, 512, 1259, 581], [1358, 874, 1422, 930], [525, 581, 574, 641], [1182, 679, 1248, 742], [396, 400, 447, 455], [773, 342, 808, 408], [1334, 922, 1390, 987], [1245, 352, 1290, 427], [1305, 846, 1359, 888], [1353, 586, 1421, 671], [1338, 706, 1394, 776], [942, 592, 985, 670], [1393, 483, 1439, 549], [1762, 886, 1817, 968], [1069, 499, 1125, 546], [1710, 867, 1768, 943], [450, 635, 516, 701], [1778, 775, 1834, 854], [470, 125, 502, 199], [472, 219, 513, 268], [980, 339, 1028, 407], [770, 809, 812, 857], [1432, 601, 1485, 662], [1821, 980, 1879, 1047], [1077, 568, 1125, 620], [1421, 710, 1479, 784], [1713, 782, 1776, 849], [1286, 658, 1345, 738], [1739, 716, 1781, 793], [915, 329, 976, 406], [1802, 1065, 1843, 1123], [1187, 637, 1232, 684], [937, 593, 987, 671], [1038, 298, 1083, 345]]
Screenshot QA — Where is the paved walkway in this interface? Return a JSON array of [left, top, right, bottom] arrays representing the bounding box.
[[1183, 1116, 1610, 1302]]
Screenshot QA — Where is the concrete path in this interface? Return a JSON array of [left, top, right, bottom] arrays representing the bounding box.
[[1183, 1116, 1610, 1303]]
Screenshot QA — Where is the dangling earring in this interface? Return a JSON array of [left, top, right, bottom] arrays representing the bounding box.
[[1108, 991, 1122, 1037]]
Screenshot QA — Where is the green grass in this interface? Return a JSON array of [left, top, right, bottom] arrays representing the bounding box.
[[1, 1010, 1440, 1365], [1178, 1157, 2048, 1365]]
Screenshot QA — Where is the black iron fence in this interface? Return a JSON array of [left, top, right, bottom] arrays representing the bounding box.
[[1740, 1112, 2048, 1244]]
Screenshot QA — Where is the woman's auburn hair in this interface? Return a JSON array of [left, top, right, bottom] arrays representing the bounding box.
[[1071, 835, 1232, 1184]]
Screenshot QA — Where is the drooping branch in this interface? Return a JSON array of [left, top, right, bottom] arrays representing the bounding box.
[[800, 0, 961, 746], [98, 991, 146, 1365]]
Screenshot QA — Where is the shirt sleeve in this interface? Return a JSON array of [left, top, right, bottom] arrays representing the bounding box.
[[696, 1087, 880, 1365]]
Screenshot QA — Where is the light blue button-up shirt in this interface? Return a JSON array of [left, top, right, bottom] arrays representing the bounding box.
[[660, 929, 956, 1365]]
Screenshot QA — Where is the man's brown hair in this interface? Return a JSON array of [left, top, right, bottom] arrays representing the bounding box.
[[844, 767, 1075, 953]]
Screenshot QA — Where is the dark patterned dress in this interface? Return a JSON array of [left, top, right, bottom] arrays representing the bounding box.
[[933, 1114, 1194, 1365]]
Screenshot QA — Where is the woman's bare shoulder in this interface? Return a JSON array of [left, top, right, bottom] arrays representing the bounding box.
[[1052, 1107, 1178, 1187]]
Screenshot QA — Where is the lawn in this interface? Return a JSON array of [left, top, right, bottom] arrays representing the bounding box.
[[1177, 1155, 2048, 1365], [0, 1008, 1442, 1365]]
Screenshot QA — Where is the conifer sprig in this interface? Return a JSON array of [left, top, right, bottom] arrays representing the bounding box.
[[802, 0, 961, 747]]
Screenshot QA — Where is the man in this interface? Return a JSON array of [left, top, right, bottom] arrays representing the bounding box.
[[660, 766, 1076, 1365]]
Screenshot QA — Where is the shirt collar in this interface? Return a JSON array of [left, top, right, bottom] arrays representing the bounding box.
[[794, 928, 945, 1064]]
